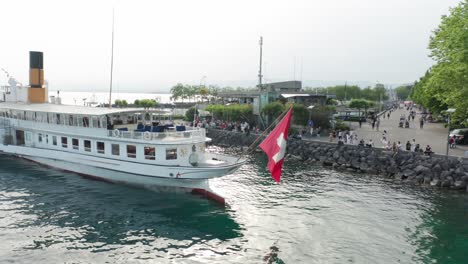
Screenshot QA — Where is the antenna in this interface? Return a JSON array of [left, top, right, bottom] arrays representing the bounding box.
[[108, 8, 115, 109], [300, 57, 303, 90], [258, 36, 263, 90], [293, 56, 296, 81], [344, 81, 347, 101]]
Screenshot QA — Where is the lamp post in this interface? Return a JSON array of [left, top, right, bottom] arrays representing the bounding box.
[[446, 108, 456, 156]]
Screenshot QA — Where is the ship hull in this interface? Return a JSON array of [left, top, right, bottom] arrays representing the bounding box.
[[0, 144, 241, 193]]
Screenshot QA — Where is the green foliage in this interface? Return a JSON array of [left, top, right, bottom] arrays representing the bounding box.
[[185, 107, 199, 122], [261, 102, 285, 117], [309, 105, 334, 129], [349, 99, 371, 110], [412, 1, 468, 126], [304, 84, 389, 102], [334, 120, 350, 131], [134, 99, 158, 109], [114, 99, 128, 108], [395, 85, 412, 100], [284, 102, 308, 126], [326, 98, 338, 105], [205, 104, 253, 122]]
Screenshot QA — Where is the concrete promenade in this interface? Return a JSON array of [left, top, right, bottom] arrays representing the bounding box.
[[307, 107, 468, 157]]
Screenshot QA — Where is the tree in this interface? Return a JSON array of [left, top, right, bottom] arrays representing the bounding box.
[[262, 102, 285, 117], [349, 99, 373, 117], [185, 107, 199, 122], [412, 1, 468, 126], [395, 85, 412, 100], [170, 83, 185, 102], [134, 99, 157, 109]]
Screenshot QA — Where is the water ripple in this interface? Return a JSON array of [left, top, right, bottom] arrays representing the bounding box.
[[0, 153, 467, 263]]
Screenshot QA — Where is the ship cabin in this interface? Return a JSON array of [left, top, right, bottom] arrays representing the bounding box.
[[0, 102, 209, 167]]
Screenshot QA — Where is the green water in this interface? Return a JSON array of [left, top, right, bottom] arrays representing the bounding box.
[[0, 152, 467, 263]]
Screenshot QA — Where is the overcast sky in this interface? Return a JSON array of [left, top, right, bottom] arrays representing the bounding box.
[[0, 0, 461, 92]]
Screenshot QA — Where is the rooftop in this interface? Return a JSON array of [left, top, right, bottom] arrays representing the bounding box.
[[0, 102, 153, 116]]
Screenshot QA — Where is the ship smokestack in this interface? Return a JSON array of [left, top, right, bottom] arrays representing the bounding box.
[[28, 51, 47, 103]]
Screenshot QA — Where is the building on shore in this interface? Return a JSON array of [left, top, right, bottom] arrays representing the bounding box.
[[216, 80, 334, 127]]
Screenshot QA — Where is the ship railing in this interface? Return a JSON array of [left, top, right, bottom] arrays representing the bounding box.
[[107, 128, 206, 141]]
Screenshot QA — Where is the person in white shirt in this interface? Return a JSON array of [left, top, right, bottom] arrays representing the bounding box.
[[411, 139, 416, 152]]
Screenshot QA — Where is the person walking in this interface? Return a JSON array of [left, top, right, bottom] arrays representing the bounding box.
[[411, 139, 416, 152], [372, 119, 375, 130], [376, 119, 380, 131], [449, 136, 455, 149], [359, 118, 362, 128], [419, 117, 424, 129], [392, 142, 398, 154], [387, 112, 390, 119]]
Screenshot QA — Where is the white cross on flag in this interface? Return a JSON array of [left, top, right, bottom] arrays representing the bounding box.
[[259, 108, 293, 182]]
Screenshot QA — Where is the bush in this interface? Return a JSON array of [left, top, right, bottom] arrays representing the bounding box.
[[309, 106, 334, 129], [185, 107, 199, 122], [205, 104, 253, 122], [334, 120, 350, 130]]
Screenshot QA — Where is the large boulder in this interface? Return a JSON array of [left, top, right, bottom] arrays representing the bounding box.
[[414, 165, 430, 174], [453, 180, 467, 190]]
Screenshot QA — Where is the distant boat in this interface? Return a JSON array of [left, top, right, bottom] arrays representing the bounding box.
[[0, 51, 245, 204]]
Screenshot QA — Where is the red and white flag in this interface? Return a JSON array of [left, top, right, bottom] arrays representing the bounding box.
[[259, 108, 293, 183]]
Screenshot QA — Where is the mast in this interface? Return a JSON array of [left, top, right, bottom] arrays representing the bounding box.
[[108, 9, 115, 108], [258, 36, 263, 90]]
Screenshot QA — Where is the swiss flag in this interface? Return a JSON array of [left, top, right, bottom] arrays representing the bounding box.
[[259, 108, 293, 182]]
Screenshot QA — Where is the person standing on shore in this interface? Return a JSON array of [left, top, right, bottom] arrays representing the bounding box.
[[359, 118, 362, 128], [419, 117, 424, 129], [411, 139, 416, 152], [406, 141, 411, 151], [376, 119, 380, 131]]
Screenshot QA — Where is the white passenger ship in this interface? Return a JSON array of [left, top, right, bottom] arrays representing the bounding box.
[[0, 52, 244, 202]]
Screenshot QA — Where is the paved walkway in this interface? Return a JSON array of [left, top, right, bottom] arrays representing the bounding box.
[[306, 108, 468, 157]]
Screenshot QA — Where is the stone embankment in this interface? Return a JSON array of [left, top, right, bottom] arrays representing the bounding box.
[[207, 129, 468, 191]]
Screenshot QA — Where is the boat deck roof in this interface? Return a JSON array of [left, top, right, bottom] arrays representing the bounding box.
[[0, 102, 157, 116]]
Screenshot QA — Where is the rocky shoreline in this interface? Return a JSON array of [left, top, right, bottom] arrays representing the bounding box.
[[207, 129, 468, 191]]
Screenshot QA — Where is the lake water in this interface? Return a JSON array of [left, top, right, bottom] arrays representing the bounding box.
[[1, 149, 467, 263]]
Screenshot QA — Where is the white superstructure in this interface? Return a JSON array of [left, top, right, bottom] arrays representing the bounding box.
[[0, 52, 244, 202]]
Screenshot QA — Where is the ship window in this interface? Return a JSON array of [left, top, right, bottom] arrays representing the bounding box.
[[84, 140, 91, 152], [56, 114, 61, 125], [92, 117, 99, 128], [83, 117, 89, 127], [144, 146, 155, 160], [166, 148, 177, 160], [68, 115, 74, 126], [61, 137, 68, 148], [127, 145, 136, 158], [52, 136, 57, 146], [97, 142, 105, 154], [72, 138, 79, 150], [111, 144, 120, 156], [38, 133, 43, 143]]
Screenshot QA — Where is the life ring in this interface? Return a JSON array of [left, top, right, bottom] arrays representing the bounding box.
[[113, 129, 120, 137], [144, 131, 152, 141]]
